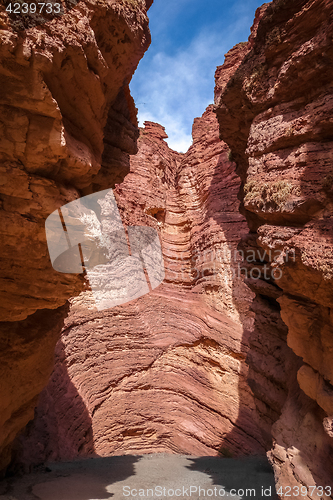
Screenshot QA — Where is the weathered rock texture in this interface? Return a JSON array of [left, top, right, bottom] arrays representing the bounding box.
[[4, 1, 333, 495], [0, 0, 151, 472], [215, 0, 333, 492], [15, 112, 268, 465]]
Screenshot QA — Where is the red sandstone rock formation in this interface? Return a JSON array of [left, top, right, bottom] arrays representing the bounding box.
[[215, 0, 333, 491], [0, 0, 151, 472], [4, 1, 333, 496], [15, 110, 267, 465]]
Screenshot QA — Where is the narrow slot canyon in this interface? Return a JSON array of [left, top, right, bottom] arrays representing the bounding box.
[[0, 0, 333, 498]]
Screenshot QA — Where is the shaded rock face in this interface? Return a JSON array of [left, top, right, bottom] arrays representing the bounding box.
[[0, 0, 151, 472], [215, 0, 333, 490], [15, 111, 268, 464]]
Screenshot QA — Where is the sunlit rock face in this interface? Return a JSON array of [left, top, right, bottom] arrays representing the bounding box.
[[215, 0, 333, 490], [15, 110, 268, 464], [0, 0, 151, 472]]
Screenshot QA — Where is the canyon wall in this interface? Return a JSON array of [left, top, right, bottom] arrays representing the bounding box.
[[3, 0, 333, 495], [215, 0, 333, 491], [0, 0, 152, 473], [14, 110, 268, 466]]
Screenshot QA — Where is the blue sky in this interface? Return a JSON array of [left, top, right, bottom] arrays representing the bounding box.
[[130, 0, 266, 152]]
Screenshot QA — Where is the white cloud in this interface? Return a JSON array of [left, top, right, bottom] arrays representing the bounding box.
[[130, 2, 259, 152], [131, 31, 222, 151]]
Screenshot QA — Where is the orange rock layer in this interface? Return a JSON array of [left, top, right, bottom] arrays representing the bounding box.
[[3, 1, 333, 495], [0, 0, 151, 472], [215, 0, 333, 490]]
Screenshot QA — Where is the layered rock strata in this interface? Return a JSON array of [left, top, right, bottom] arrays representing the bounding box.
[[4, 0, 333, 494], [15, 114, 267, 464], [0, 0, 151, 472], [215, 0, 333, 491]]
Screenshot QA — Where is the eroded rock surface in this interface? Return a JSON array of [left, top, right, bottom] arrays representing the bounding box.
[[15, 109, 267, 464], [215, 0, 333, 490], [3, 0, 333, 494], [0, 0, 151, 472]]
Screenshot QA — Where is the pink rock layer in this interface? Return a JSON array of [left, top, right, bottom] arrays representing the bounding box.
[[15, 109, 267, 464]]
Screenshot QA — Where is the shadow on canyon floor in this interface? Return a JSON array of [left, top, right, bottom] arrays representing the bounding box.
[[3, 455, 140, 500], [186, 456, 278, 498], [2, 455, 278, 500]]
